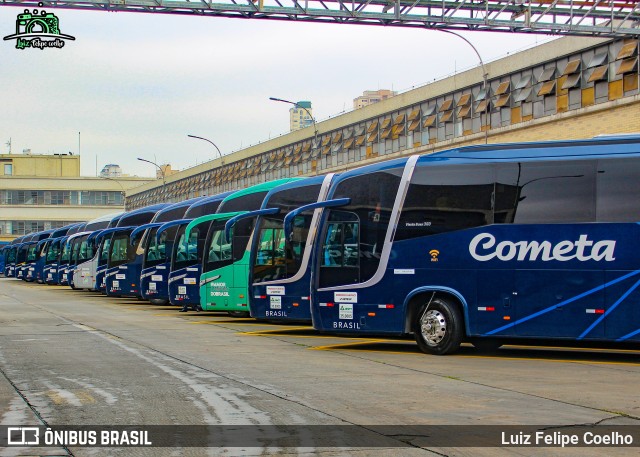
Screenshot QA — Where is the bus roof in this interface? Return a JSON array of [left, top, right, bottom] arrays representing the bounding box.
[[184, 191, 234, 219], [85, 212, 124, 232], [428, 135, 640, 161], [150, 197, 204, 223], [9, 236, 26, 246], [220, 178, 301, 204], [20, 230, 54, 243], [184, 211, 248, 241], [332, 136, 640, 184], [259, 176, 328, 209], [66, 223, 88, 236], [65, 231, 93, 243], [116, 203, 169, 227], [50, 223, 83, 239]]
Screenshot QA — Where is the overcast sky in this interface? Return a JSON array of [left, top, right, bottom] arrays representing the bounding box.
[[0, 6, 556, 178]]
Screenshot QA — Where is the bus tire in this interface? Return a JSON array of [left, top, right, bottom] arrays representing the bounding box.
[[228, 311, 250, 318], [413, 297, 463, 355]]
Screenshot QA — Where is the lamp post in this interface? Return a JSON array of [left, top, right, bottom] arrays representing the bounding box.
[[137, 157, 166, 201], [269, 97, 319, 142], [100, 176, 127, 208], [437, 29, 489, 145], [187, 135, 223, 163]]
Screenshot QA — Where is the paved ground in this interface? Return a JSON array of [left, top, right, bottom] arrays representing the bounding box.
[[1, 277, 639, 456]]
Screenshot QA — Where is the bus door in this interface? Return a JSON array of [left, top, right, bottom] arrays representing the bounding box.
[[44, 239, 61, 284], [169, 222, 207, 306], [141, 225, 175, 303], [107, 230, 136, 296], [5, 247, 17, 277]]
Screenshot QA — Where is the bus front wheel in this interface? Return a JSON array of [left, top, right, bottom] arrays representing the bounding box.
[[414, 297, 463, 355]]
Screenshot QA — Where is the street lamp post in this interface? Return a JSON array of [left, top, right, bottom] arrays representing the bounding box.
[[187, 135, 223, 163], [137, 157, 166, 201], [269, 97, 319, 143], [100, 176, 127, 207]]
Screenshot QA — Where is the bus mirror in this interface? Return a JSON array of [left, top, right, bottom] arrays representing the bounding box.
[[283, 198, 350, 242]]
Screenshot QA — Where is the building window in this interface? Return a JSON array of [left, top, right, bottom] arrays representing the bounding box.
[[4, 164, 12, 175]]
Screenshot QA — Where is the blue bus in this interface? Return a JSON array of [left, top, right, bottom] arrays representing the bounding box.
[[250, 175, 337, 322], [139, 198, 204, 304], [88, 214, 126, 293], [27, 230, 56, 282], [155, 192, 233, 308], [26, 230, 57, 281], [72, 213, 124, 290], [0, 244, 7, 276], [309, 136, 640, 354], [4, 236, 26, 278], [66, 213, 115, 289], [39, 224, 82, 284], [57, 223, 87, 285], [195, 178, 299, 316], [19, 232, 52, 281], [105, 204, 169, 298]]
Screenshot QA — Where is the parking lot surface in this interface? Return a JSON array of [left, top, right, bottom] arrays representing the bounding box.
[[1, 278, 639, 456]]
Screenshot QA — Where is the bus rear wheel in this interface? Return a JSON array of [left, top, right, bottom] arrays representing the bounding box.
[[413, 297, 463, 355], [228, 311, 250, 318]]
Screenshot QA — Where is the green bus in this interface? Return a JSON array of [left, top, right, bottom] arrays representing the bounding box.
[[185, 178, 300, 316]]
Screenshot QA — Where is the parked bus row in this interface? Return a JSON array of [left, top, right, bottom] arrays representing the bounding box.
[[2, 135, 640, 354]]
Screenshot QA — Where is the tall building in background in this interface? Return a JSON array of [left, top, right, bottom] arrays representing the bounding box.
[[353, 89, 397, 110], [159, 164, 179, 179], [0, 152, 150, 242], [100, 164, 123, 177], [289, 101, 313, 132]]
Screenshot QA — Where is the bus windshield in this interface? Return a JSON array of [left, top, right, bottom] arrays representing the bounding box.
[[46, 241, 60, 264], [27, 245, 38, 262], [252, 182, 322, 283], [252, 214, 310, 283], [172, 225, 203, 271], [98, 238, 111, 266], [109, 233, 135, 267], [203, 221, 233, 273], [77, 237, 94, 263], [60, 242, 71, 263], [319, 169, 402, 288], [70, 239, 83, 265], [144, 227, 167, 268], [17, 246, 29, 264]]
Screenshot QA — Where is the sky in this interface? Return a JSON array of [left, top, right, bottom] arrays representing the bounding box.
[[0, 6, 557, 178]]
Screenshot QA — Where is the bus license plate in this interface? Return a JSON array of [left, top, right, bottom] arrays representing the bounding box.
[[270, 296, 282, 309]]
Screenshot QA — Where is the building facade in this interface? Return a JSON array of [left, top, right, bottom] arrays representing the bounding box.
[[1, 153, 80, 178], [353, 90, 397, 110], [289, 101, 314, 132], [127, 35, 640, 209], [0, 153, 151, 242]]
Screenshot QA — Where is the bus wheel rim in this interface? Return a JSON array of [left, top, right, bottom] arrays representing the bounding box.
[[420, 309, 447, 346]]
